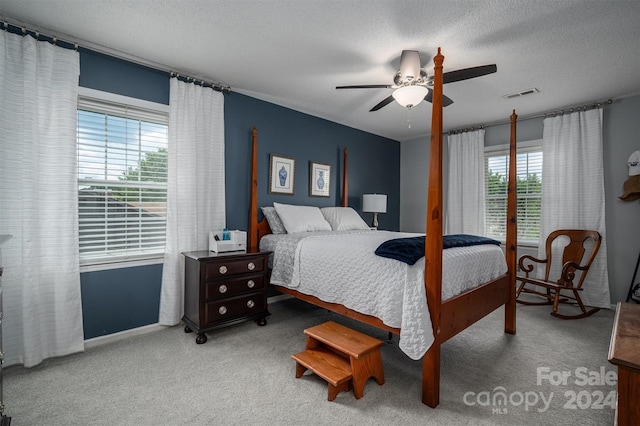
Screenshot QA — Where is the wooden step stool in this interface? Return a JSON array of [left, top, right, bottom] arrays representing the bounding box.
[[291, 321, 385, 401]]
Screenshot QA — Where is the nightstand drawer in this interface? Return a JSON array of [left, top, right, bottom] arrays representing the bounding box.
[[204, 293, 267, 324], [204, 274, 265, 300], [204, 257, 265, 279]]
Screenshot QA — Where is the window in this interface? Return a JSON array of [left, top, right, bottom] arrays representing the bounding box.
[[77, 90, 169, 265], [485, 141, 542, 244]]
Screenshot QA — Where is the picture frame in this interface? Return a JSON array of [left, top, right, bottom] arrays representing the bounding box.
[[269, 154, 295, 195], [309, 161, 331, 197]]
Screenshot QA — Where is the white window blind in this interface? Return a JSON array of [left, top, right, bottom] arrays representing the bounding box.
[[485, 144, 543, 244], [77, 96, 169, 264]]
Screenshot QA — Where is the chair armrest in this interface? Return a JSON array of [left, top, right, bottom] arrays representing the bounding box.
[[518, 254, 547, 274], [559, 261, 589, 287]]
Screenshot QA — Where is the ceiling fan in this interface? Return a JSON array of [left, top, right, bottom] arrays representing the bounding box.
[[336, 50, 497, 111]]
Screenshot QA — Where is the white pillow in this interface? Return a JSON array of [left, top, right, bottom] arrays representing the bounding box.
[[261, 206, 287, 234], [321, 207, 370, 231], [273, 202, 332, 233]]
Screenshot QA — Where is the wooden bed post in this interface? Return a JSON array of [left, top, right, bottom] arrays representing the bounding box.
[[505, 111, 518, 334], [422, 47, 444, 408], [341, 147, 348, 207], [249, 126, 259, 253]]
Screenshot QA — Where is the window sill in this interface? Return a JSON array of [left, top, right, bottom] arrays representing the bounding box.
[[517, 241, 540, 249], [80, 256, 164, 273], [495, 240, 540, 249]]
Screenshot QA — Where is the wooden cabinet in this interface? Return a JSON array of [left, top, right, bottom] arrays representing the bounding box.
[[182, 250, 271, 344], [608, 302, 640, 426]]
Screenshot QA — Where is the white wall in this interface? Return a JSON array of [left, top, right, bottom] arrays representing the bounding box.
[[400, 136, 429, 233], [399, 94, 640, 304], [602, 95, 640, 304]]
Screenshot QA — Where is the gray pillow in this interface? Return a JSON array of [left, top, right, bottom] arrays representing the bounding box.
[[261, 206, 287, 234]]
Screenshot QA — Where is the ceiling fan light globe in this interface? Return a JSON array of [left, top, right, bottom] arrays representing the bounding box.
[[392, 85, 429, 108]]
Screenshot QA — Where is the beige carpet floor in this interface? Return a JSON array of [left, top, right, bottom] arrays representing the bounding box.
[[4, 297, 617, 425]]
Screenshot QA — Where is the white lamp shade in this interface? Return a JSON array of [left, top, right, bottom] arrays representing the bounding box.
[[362, 194, 387, 213], [392, 85, 429, 108]]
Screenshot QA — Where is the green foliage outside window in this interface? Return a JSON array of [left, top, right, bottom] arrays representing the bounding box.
[[110, 148, 168, 203], [485, 153, 542, 243]]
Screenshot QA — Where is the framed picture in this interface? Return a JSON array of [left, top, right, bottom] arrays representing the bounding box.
[[309, 161, 331, 197], [269, 154, 295, 195]]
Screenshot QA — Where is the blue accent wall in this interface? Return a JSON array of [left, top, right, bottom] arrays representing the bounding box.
[[224, 91, 400, 231], [79, 48, 170, 105], [79, 51, 400, 339], [81, 264, 163, 339]]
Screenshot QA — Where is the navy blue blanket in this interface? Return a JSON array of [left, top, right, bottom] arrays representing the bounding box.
[[374, 234, 501, 265]]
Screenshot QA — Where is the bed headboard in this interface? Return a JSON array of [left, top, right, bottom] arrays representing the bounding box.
[[247, 127, 349, 252]]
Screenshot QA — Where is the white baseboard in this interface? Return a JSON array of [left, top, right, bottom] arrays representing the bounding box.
[[84, 323, 166, 349], [84, 294, 292, 349], [82, 295, 615, 349]]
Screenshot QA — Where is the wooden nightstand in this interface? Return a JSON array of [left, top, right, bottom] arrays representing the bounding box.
[[182, 250, 271, 344]]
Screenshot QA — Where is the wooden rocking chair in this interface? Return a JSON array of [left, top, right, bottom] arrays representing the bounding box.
[[516, 229, 602, 319]]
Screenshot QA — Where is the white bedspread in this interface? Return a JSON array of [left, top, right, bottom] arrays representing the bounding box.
[[261, 230, 507, 360]]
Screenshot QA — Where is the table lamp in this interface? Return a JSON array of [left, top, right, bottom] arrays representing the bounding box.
[[362, 194, 387, 229]]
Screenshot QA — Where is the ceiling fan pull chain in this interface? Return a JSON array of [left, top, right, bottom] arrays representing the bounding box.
[[406, 108, 412, 128]]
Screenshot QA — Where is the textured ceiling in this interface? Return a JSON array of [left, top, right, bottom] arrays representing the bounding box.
[[1, 0, 639, 141]]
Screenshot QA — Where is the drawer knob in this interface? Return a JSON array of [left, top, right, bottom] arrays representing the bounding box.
[[247, 300, 255, 308], [247, 262, 255, 271], [247, 279, 255, 288], [218, 284, 227, 294], [219, 306, 227, 315], [219, 265, 227, 274]]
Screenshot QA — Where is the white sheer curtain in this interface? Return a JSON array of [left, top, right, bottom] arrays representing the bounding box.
[[0, 31, 84, 367], [159, 78, 226, 325], [541, 109, 610, 308], [445, 129, 485, 235]]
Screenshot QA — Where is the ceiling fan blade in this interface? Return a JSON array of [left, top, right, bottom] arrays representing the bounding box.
[[424, 89, 455, 107], [443, 64, 497, 84], [336, 84, 392, 89], [370, 95, 395, 112]]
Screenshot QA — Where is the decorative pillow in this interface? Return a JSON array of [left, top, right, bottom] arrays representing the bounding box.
[[321, 207, 370, 231], [273, 202, 332, 233], [261, 207, 287, 234]]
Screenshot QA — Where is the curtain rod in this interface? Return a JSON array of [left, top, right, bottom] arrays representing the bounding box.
[[1, 19, 232, 93], [447, 98, 613, 135]]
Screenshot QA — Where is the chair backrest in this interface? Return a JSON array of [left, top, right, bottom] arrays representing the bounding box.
[[543, 229, 602, 288]]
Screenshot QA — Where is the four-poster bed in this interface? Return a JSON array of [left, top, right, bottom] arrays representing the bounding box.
[[247, 48, 518, 407]]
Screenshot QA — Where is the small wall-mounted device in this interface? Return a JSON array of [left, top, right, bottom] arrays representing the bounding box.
[[209, 230, 247, 253]]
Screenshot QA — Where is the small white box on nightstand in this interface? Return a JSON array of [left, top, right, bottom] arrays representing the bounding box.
[[208, 230, 247, 253]]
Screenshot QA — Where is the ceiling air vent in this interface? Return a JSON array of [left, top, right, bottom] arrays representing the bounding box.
[[502, 88, 540, 100]]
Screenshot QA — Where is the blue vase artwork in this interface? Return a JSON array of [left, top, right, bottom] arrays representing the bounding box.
[[278, 165, 288, 187], [317, 170, 325, 190]]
